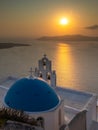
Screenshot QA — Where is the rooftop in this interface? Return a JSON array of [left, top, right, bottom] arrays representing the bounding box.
[[56, 87, 94, 110], [55, 86, 96, 124]]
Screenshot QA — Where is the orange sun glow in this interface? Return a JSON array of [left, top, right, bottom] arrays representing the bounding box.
[[60, 18, 69, 25]]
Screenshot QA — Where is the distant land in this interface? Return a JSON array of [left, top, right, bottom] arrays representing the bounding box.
[[38, 35, 98, 41], [0, 43, 30, 49]]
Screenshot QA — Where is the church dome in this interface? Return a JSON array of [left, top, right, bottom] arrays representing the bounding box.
[[4, 78, 60, 112]]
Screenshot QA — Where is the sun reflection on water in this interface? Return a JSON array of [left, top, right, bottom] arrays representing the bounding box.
[[55, 43, 75, 88]]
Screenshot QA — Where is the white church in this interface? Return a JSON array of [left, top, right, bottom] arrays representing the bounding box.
[[0, 55, 98, 130]]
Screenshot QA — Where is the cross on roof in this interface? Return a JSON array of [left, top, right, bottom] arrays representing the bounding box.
[[29, 67, 34, 78]]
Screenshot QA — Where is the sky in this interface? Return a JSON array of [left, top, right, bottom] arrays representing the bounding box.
[[0, 0, 98, 40]]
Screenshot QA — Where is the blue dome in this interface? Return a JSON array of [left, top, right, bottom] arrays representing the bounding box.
[[4, 78, 59, 112]]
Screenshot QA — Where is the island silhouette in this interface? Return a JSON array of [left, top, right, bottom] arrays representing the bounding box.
[[0, 43, 30, 49], [38, 34, 98, 41]]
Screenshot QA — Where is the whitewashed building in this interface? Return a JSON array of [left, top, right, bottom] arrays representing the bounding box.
[[0, 55, 98, 130]]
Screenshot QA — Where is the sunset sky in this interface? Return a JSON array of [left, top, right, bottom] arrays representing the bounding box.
[[0, 0, 98, 40]]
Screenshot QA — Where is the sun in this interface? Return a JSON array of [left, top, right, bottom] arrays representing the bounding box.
[[60, 18, 69, 25]]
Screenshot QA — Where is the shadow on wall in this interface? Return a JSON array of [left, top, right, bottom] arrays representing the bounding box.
[[69, 110, 87, 130]]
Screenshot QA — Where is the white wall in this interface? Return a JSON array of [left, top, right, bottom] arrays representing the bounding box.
[[28, 101, 64, 130]]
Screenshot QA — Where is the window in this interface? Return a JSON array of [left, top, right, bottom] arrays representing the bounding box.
[[37, 117, 44, 128]]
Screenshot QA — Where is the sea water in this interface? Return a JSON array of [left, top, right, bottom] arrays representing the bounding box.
[[0, 40, 98, 95]]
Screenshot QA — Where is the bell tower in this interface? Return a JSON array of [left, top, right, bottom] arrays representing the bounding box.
[[34, 54, 56, 88]]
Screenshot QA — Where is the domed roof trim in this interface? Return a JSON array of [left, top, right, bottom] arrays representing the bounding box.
[[4, 78, 60, 112]]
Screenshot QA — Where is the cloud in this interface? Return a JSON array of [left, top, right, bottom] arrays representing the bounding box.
[[85, 25, 98, 30]]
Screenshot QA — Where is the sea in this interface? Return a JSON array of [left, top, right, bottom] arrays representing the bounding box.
[[0, 40, 98, 95]]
